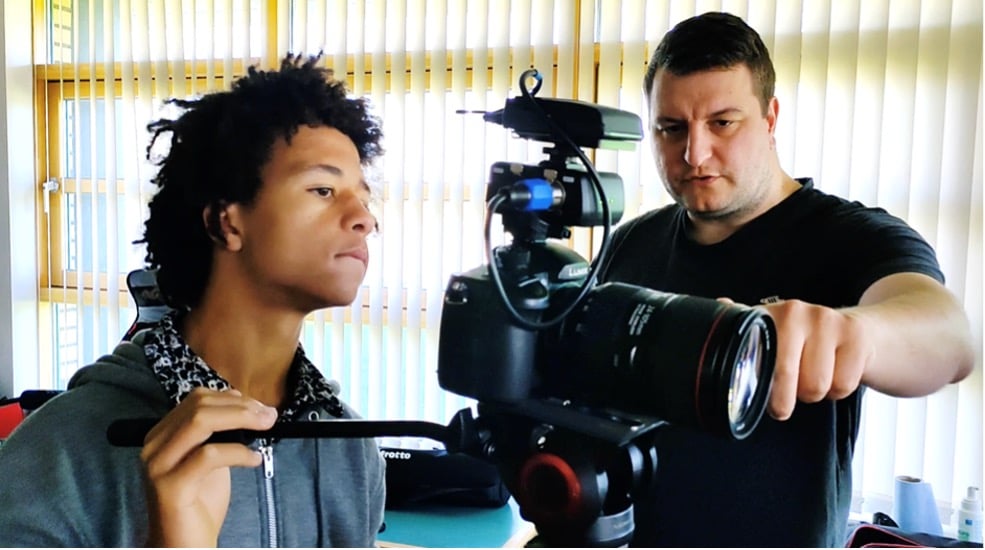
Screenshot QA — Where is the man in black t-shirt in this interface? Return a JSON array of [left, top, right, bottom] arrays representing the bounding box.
[[597, 12, 975, 547]]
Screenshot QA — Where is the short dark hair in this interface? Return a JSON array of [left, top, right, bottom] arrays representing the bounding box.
[[643, 12, 776, 114], [137, 53, 384, 310]]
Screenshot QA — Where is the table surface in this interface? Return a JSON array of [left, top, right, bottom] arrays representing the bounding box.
[[378, 498, 536, 548]]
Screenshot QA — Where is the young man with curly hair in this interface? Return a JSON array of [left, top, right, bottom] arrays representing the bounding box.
[[0, 54, 385, 547]]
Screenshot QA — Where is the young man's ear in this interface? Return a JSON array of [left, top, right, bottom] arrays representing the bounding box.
[[202, 202, 244, 251]]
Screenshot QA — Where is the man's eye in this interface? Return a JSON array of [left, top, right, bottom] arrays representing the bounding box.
[[655, 125, 683, 136], [313, 187, 335, 197], [714, 120, 736, 129]]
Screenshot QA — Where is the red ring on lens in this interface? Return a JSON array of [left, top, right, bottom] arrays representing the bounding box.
[[694, 307, 730, 431]]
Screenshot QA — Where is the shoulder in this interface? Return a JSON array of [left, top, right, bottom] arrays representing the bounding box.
[[614, 203, 681, 235], [783, 183, 933, 250], [792, 182, 944, 293], [66, 340, 170, 411], [3, 342, 168, 458], [0, 340, 169, 486], [0, 358, 154, 546], [794, 184, 912, 230], [607, 204, 681, 253], [814, 185, 929, 233], [597, 204, 681, 282]]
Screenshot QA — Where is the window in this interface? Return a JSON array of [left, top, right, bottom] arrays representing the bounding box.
[[23, 0, 983, 529]]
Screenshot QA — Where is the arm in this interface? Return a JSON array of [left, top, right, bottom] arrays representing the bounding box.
[[763, 272, 974, 420], [851, 272, 974, 394]]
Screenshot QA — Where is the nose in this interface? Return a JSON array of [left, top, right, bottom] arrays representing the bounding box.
[[683, 126, 712, 168], [342, 192, 377, 235]]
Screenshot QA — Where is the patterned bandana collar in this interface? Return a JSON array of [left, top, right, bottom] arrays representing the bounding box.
[[143, 312, 344, 420]]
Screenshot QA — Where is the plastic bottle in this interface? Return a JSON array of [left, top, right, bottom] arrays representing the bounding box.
[[957, 486, 983, 543]]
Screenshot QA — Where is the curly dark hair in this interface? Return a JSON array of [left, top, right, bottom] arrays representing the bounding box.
[[136, 53, 384, 311], [643, 12, 776, 115]]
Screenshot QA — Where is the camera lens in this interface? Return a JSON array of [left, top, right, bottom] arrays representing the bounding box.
[[698, 309, 773, 439], [550, 282, 776, 439], [727, 320, 768, 435]]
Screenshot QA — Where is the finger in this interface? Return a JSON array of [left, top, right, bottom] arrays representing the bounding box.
[[767, 332, 802, 421], [143, 402, 276, 475], [149, 443, 262, 501], [764, 303, 804, 421], [142, 395, 277, 474], [716, 297, 736, 305], [828, 340, 867, 400], [796, 316, 837, 403], [145, 387, 277, 446], [142, 390, 255, 459]]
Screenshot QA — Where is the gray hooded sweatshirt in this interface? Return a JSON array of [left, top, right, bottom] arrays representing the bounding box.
[[0, 333, 385, 547]]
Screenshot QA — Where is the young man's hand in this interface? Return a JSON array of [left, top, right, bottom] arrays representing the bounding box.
[[140, 388, 278, 547]]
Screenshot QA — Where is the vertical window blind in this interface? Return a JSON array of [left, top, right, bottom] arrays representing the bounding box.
[[28, 0, 981, 528]]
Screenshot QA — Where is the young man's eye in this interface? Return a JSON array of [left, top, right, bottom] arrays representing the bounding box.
[[313, 187, 335, 197]]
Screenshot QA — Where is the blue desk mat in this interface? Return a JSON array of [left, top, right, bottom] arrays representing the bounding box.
[[379, 498, 535, 547]]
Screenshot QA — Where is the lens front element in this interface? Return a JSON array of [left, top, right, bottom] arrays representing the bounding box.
[[726, 319, 772, 438]]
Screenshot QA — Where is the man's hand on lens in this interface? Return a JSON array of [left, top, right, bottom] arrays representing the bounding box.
[[759, 299, 871, 420]]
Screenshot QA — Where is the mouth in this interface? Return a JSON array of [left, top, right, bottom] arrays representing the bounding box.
[[683, 174, 720, 186], [337, 247, 369, 267]]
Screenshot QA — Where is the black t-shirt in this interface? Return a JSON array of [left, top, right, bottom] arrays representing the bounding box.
[[596, 178, 943, 547]]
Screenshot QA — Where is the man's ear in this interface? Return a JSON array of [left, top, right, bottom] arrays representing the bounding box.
[[766, 96, 779, 136], [202, 202, 244, 252]]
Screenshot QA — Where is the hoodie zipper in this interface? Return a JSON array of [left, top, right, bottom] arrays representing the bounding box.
[[258, 439, 278, 548]]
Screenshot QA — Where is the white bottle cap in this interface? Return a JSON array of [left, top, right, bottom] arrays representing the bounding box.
[[961, 486, 982, 511]]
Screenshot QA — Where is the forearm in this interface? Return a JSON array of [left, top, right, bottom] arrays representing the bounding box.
[[850, 272, 975, 397]]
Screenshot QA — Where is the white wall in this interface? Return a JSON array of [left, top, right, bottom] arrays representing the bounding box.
[[0, 0, 40, 398]]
